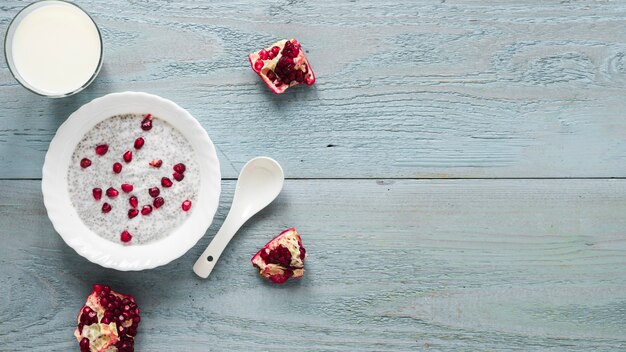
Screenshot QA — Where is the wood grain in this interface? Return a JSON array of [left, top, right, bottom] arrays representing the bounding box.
[[0, 179, 624, 351], [2, 1, 626, 178]]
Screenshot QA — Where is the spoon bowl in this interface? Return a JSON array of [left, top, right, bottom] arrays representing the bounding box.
[[193, 157, 284, 278]]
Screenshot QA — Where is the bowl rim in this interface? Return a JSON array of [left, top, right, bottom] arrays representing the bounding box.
[[42, 91, 221, 270]]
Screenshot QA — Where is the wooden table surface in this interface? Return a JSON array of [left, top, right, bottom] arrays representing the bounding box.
[[1, 1, 625, 351]]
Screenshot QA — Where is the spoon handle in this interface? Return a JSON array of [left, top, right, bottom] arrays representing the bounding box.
[[193, 213, 243, 278]]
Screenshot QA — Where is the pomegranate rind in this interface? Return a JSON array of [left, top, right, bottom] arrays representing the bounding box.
[[249, 39, 316, 94], [251, 228, 306, 283]]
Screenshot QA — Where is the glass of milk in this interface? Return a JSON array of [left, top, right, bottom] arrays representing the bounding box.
[[4, 0, 103, 98]]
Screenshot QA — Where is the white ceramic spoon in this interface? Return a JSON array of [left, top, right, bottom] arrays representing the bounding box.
[[193, 156, 284, 279]]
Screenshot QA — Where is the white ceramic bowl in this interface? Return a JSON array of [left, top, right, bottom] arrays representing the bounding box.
[[42, 92, 221, 270]]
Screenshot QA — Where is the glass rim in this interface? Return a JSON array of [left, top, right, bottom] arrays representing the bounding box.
[[3, 0, 104, 98]]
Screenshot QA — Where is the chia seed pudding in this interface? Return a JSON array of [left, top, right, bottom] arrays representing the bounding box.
[[68, 113, 199, 245]]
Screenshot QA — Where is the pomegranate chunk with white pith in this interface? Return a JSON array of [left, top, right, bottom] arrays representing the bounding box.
[[251, 228, 307, 283], [74, 284, 140, 352], [249, 39, 315, 94]]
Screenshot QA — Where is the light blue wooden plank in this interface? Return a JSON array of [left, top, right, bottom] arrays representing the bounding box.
[[2, 1, 626, 178], [0, 179, 624, 351]]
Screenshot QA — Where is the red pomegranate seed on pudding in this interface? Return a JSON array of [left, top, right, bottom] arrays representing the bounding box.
[[141, 205, 152, 215], [123, 151, 133, 163], [80, 158, 92, 168], [92, 188, 102, 200], [113, 162, 122, 173], [128, 208, 139, 219], [173, 172, 184, 181], [120, 230, 132, 242], [153, 196, 164, 209], [129, 196, 138, 208], [148, 187, 160, 198], [121, 183, 133, 193], [141, 114, 153, 131], [106, 187, 119, 198], [173, 163, 186, 174], [181, 200, 192, 211], [149, 159, 162, 168], [102, 203, 112, 213], [95, 144, 109, 156], [161, 177, 173, 188], [134, 137, 144, 149]]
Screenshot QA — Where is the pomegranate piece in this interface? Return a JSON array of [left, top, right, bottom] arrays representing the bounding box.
[[129, 196, 138, 209], [173, 172, 184, 182], [173, 163, 186, 174], [141, 205, 152, 215], [153, 197, 164, 209], [134, 137, 144, 150], [148, 187, 160, 198], [140, 114, 153, 131], [123, 151, 132, 163], [74, 284, 140, 352], [81, 158, 92, 168], [181, 200, 192, 211], [128, 209, 139, 219], [120, 231, 132, 243], [121, 184, 133, 193], [101, 203, 112, 213], [95, 144, 109, 156], [113, 163, 122, 174], [106, 187, 119, 198], [92, 188, 102, 201], [249, 39, 315, 94], [149, 159, 162, 168], [161, 177, 173, 188], [251, 228, 306, 284]]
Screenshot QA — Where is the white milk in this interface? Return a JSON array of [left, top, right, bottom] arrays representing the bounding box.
[[10, 2, 101, 96]]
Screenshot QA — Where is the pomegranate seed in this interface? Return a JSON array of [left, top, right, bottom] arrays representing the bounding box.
[[128, 208, 139, 219], [173, 172, 184, 181], [173, 163, 186, 173], [259, 49, 269, 60], [141, 114, 153, 131], [120, 230, 132, 242], [161, 177, 173, 188], [254, 59, 264, 71], [267, 70, 276, 81], [80, 158, 92, 168], [102, 203, 112, 213], [149, 159, 162, 168], [181, 200, 192, 211], [129, 196, 138, 208], [295, 70, 304, 82], [80, 338, 89, 350], [123, 151, 132, 163], [271, 46, 280, 55], [148, 187, 160, 198], [106, 187, 119, 198], [95, 144, 109, 156], [93, 284, 103, 292], [153, 196, 164, 209], [92, 188, 102, 200], [134, 137, 144, 149], [101, 316, 111, 324], [121, 184, 133, 193], [141, 205, 153, 215], [113, 162, 122, 173]]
